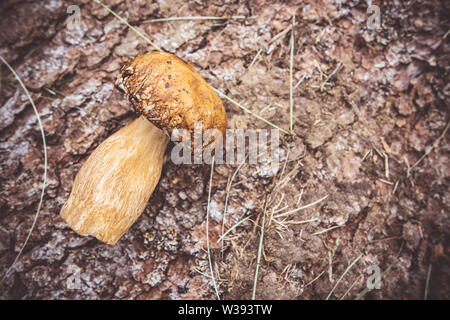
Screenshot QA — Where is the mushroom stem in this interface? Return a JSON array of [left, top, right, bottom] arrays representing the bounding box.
[[60, 116, 169, 245]]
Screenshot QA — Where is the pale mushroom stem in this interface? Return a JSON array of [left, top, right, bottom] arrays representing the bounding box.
[[60, 116, 169, 245]]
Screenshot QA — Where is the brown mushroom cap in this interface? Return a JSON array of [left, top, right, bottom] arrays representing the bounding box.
[[115, 52, 227, 141]]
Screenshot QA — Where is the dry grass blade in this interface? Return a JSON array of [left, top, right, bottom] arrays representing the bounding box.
[[444, 29, 450, 39], [424, 263, 432, 300], [355, 242, 404, 300], [270, 26, 292, 44], [221, 157, 247, 256], [94, 1, 290, 136], [206, 156, 220, 299], [213, 88, 290, 135], [0, 55, 48, 284], [252, 194, 270, 300], [149, 16, 247, 22], [312, 225, 341, 236], [279, 147, 290, 180], [248, 48, 263, 69], [218, 216, 251, 242], [304, 270, 325, 288], [294, 73, 306, 90], [409, 119, 450, 174], [267, 25, 293, 54], [274, 194, 328, 219], [340, 275, 363, 300], [296, 188, 304, 205], [326, 254, 363, 300], [289, 14, 295, 132], [354, 260, 394, 300], [283, 218, 318, 225], [93, 0, 162, 52], [320, 62, 341, 91]]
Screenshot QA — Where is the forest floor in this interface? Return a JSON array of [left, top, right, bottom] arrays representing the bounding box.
[[0, 0, 449, 299]]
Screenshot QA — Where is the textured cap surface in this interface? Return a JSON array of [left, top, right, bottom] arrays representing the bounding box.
[[115, 52, 227, 142]]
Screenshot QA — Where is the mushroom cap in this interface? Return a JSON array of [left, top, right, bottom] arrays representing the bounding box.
[[115, 52, 227, 142]]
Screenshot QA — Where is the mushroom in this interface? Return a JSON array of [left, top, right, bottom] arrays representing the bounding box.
[[60, 52, 227, 245]]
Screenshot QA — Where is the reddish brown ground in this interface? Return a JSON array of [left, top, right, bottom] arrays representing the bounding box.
[[0, 0, 449, 299]]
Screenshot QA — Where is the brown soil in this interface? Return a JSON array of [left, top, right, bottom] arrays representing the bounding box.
[[0, 0, 449, 300]]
